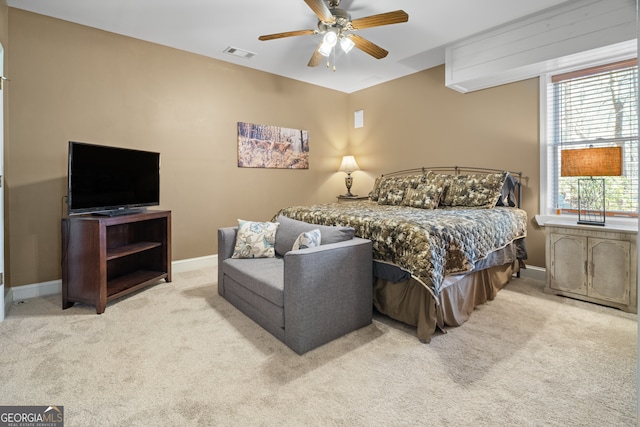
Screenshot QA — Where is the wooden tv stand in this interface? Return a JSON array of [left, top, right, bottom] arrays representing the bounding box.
[[62, 210, 171, 314]]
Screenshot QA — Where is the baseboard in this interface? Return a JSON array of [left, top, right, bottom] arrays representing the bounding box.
[[4, 255, 543, 310], [11, 279, 62, 301], [519, 265, 545, 282], [6, 255, 219, 306], [172, 255, 217, 273]]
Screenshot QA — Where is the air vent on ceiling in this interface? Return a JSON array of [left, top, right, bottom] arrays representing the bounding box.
[[223, 47, 256, 59]]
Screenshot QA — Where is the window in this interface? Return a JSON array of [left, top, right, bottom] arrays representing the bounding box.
[[544, 59, 638, 218]]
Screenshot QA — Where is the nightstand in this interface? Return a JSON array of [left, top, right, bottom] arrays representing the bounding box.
[[543, 218, 637, 313], [337, 195, 369, 203]]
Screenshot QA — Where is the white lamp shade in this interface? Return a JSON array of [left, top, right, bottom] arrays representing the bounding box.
[[340, 37, 355, 53], [318, 42, 332, 57], [319, 31, 338, 57], [338, 155, 360, 173]]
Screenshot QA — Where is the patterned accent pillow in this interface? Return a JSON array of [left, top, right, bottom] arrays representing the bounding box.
[[377, 174, 425, 205], [397, 173, 426, 189], [231, 219, 279, 258], [368, 176, 383, 201], [401, 181, 445, 209], [291, 229, 321, 251], [441, 172, 507, 208], [377, 178, 406, 205], [427, 171, 453, 201]]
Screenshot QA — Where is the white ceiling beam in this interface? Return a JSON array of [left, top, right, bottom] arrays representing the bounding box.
[[445, 0, 637, 93]]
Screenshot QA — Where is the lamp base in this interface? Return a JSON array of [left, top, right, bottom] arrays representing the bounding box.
[[344, 174, 354, 197], [577, 178, 606, 226], [577, 220, 605, 226]]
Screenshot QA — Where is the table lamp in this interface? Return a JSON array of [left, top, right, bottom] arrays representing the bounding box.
[[561, 146, 623, 226], [338, 155, 360, 197]]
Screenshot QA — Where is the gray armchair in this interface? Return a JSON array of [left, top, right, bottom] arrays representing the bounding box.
[[218, 218, 373, 355]]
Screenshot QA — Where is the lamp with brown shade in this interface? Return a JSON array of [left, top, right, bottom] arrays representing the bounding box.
[[561, 146, 623, 226]]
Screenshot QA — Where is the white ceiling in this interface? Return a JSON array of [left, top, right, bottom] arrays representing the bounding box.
[[7, 0, 578, 93]]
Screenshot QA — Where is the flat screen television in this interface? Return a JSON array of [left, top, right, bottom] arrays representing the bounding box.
[[67, 141, 160, 215]]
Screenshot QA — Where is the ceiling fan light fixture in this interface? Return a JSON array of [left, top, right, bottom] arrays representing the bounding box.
[[340, 36, 355, 53], [318, 31, 338, 57], [257, 1, 409, 68], [323, 31, 338, 47], [318, 42, 333, 57]]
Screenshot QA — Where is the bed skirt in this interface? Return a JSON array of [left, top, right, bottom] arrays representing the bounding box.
[[372, 262, 516, 343]]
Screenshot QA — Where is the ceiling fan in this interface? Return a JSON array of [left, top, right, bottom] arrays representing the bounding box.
[[258, 0, 409, 68]]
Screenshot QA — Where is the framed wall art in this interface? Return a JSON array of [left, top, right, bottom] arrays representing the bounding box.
[[237, 122, 309, 169]]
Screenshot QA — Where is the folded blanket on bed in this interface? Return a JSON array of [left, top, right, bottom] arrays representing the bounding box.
[[275, 201, 527, 296]]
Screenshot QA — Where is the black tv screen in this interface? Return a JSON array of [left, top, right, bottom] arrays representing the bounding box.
[[67, 141, 160, 215]]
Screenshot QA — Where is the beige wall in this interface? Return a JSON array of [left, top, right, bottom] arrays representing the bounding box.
[[347, 68, 544, 267], [7, 8, 544, 288], [7, 9, 349, 287]]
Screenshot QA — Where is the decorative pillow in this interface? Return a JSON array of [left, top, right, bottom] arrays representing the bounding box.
[[401, 181, 445, 209], [495, 173, 517, 207], [441, 172, 507, 208], [274, 215, 355, 257], [377, 182, 406, 205], [368, 176, 384, 201], [398, 174, 425, 189], [377, 174, 426, 205], [291, 229, 321, 251], [397, 173, 426, 189], [427, 171, 453, 205], [231, 219, 279, 259]]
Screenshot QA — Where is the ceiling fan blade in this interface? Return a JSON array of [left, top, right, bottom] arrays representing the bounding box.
[[349, 34, 388, 59], [304, 0, 335, 23], [307, 45, 324, 67], [350, 10, 409, 30], [259, 29, 315, 41]]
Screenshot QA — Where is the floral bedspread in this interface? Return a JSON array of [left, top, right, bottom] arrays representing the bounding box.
[[275, 201, 527, 295]]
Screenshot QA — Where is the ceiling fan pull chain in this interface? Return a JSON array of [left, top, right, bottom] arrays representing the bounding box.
[[333, 47, 336, 71]]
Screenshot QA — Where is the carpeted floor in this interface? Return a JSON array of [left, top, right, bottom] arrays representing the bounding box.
[[0, 267, 636, 426]]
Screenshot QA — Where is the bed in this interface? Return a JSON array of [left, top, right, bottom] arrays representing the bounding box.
[[274, 166, 528, 342]]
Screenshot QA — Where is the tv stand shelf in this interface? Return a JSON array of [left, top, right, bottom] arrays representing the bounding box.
[[62, 210, 171, 314], [106, 241, 163, 260], [106, 270, 167, 297]]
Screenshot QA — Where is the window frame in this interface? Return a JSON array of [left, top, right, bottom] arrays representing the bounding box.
[[539, 56, 639, 226]]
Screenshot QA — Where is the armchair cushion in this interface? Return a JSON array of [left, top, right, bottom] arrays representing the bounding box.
[[223, 257, 284, 306], [274, 215, 355, 257]]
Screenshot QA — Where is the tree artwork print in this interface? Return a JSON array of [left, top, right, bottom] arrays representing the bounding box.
[[237, 122, 309, 169]]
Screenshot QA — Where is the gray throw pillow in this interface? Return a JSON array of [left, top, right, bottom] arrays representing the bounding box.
[[274, 215, 355, 257]]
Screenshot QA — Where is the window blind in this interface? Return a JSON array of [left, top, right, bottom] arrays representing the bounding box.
[[548, 60, 638, 216]]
